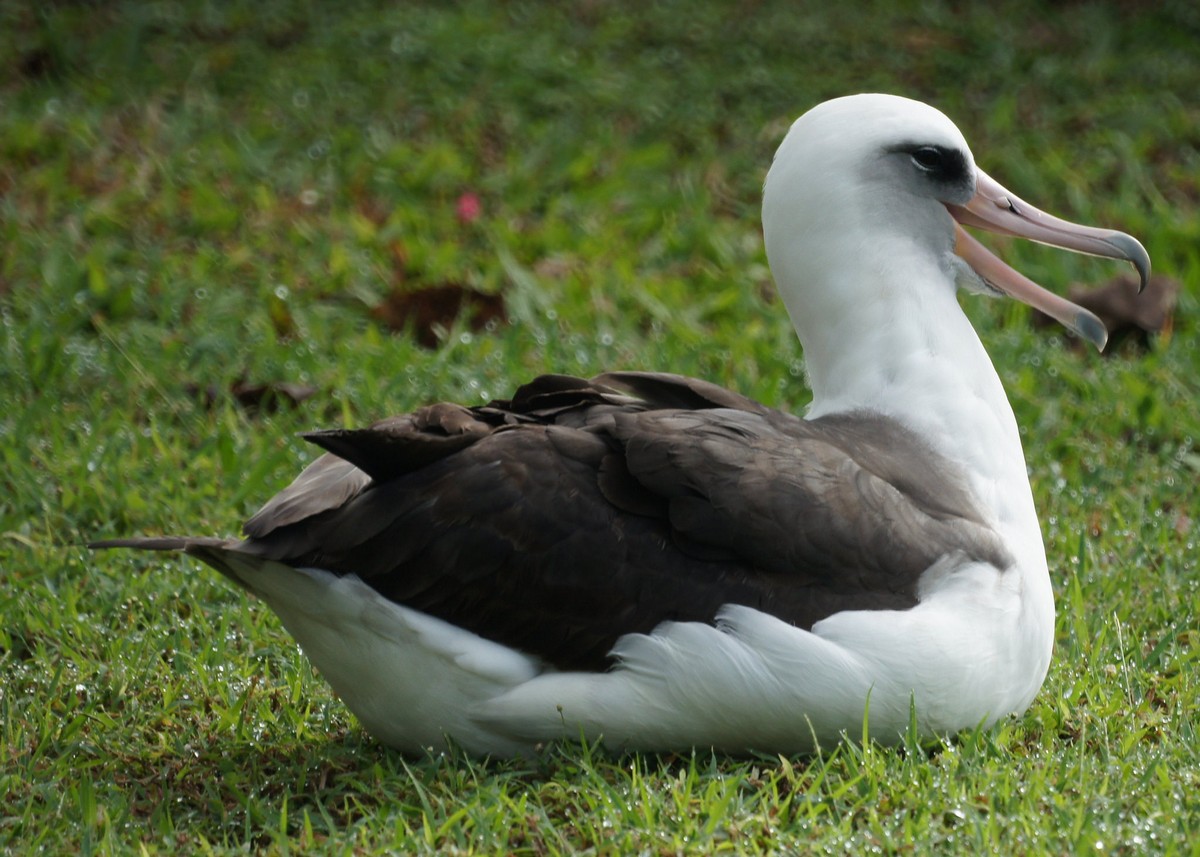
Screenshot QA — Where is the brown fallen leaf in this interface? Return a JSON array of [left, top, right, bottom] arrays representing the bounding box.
[[1032, 273, 1179, 353], [371, 283, 507, 349], [187, 377, 318, 412]]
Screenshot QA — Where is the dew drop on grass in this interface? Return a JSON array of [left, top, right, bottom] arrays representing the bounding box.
[[943, 808, 966, 826]]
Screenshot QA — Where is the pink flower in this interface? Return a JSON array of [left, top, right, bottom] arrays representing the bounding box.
[[456, 192, 482, 224]]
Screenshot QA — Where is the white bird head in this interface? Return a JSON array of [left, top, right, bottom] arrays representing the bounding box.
[[762, 93, 1150, 354]]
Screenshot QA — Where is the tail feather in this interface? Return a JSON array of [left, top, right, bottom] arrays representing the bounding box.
[[89, 536, 247, 589], [91, 536, 235, 551]]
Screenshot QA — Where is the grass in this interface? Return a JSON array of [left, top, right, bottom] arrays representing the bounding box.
[[2, 0, 1199, 852]]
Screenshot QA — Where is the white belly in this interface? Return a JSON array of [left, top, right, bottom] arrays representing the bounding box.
[[225, 551, 1052, 756]]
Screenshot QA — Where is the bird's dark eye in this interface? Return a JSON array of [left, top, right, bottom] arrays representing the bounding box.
[[911, 146, 946, 173]]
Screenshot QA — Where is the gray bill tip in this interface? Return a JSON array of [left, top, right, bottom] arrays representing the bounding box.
[[1105, 232, 1151, 293], [1074, 308, 1109, 352]]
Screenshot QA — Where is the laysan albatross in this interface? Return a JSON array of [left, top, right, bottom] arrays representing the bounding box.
[[92, 94, 1149, 757]]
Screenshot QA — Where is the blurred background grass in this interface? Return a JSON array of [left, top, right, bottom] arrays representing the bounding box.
[[2, 1, 1198, 853]]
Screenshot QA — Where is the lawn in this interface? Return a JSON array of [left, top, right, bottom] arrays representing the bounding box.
[[2, 0, 1199, 853]]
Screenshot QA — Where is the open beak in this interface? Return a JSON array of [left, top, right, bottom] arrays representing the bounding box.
[[946, 169, 1150, 351]]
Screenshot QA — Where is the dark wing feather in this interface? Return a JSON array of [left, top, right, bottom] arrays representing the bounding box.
[[102, 373, 1012, 670], [611, 406, 1010, 583]]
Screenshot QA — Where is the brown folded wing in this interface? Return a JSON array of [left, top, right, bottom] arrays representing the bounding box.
[[101, 372, 1011, 670]]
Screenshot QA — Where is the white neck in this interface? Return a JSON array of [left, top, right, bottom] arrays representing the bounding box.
[[771, 233, 1046, 577]]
